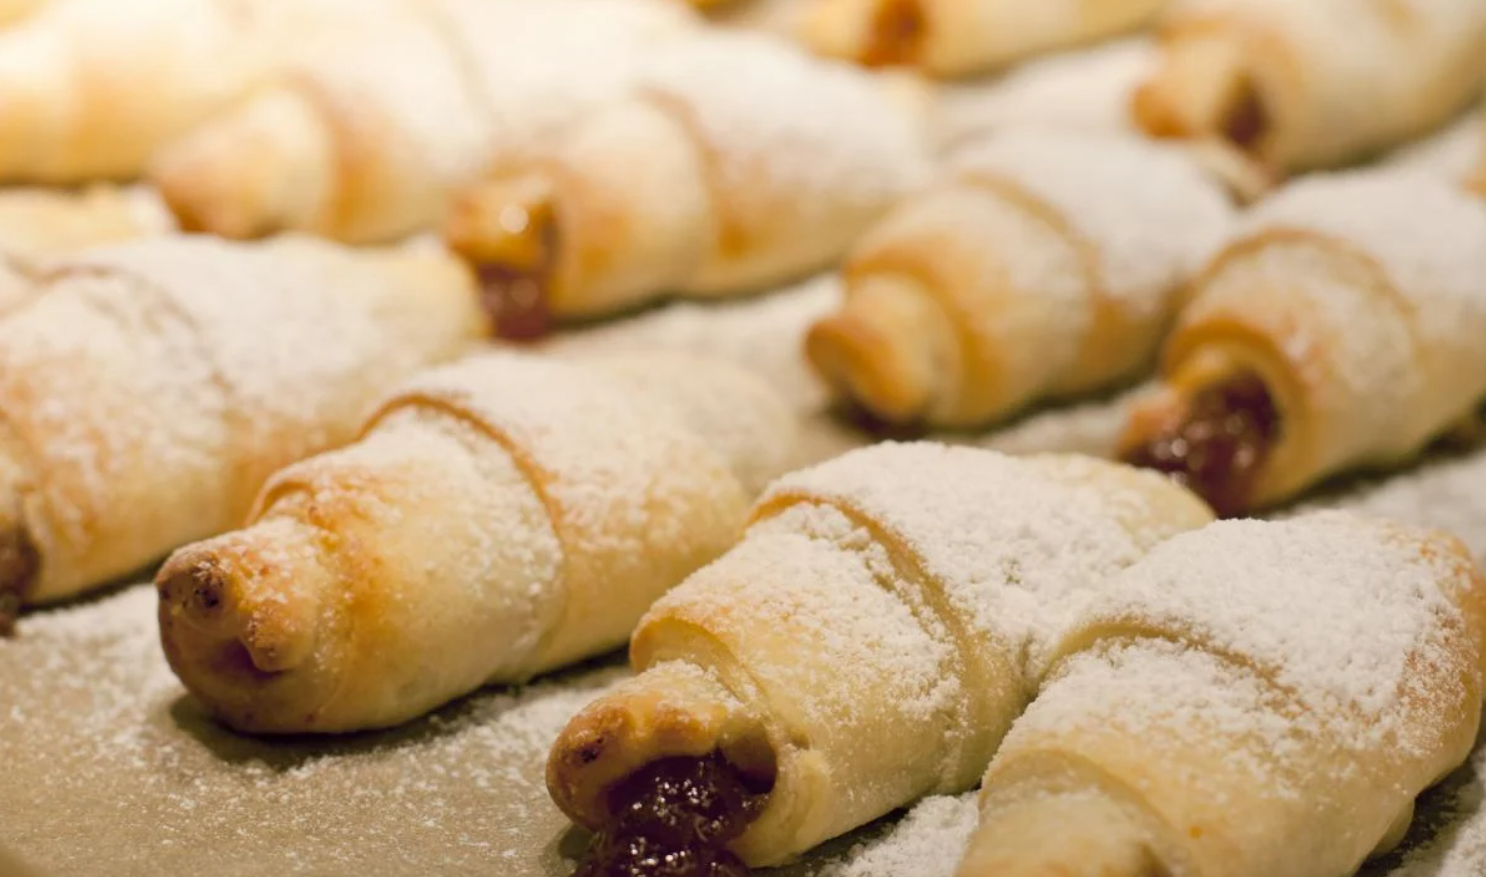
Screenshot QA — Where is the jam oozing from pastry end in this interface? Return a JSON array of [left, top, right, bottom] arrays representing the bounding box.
[[1222, 78, 1270, 153], [1121, 373, 1280, 518], [0, 523, 39, 636], [474, 206, 560, 342], [575, 752, 771, 877], [862, 0, 925, 68]]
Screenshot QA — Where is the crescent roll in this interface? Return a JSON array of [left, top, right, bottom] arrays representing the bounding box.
[[0, 0, 376, 183], [0, 235, 484, 632], [151, 0, 696, 245], [807, 132, 1235, 429], [156, 351, 798, 734], [1119, 171, 1486, 516], [546, 443, 1212, 872], [799, 0, 1167, 77], [958, 513, 1486, 877], [1134, 0, 1486, 174], [443, 32, 931, 339]]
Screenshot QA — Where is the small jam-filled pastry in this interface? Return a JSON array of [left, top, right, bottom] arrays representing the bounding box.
[[0, 235, 483, 633], [807, 131, 1235, 429], [799, 0, 1166, 77], [443, 32, 931, 339], [1135, 0, 1486, 174], [1119, 171, 1486, 516], [957, 513, 1486, 877], [151, 0, 697, 245], [547, 443, 1212, 872], [156, 351, 799, 734], [0, 0, 377, 183]]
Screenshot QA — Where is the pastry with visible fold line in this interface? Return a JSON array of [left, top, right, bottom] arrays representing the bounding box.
[[957, 513, 1486, 877], [808, 131, 1234, 429], [1134, 0, 1486, 174], [151, 0, 697, 245], [156, 350, 799, 733], [547, 442, 1211, 873], [0, 235, 484, 633], [443, 32, 931, 338], [1119, 171, 1486, 516], [800, 0, 1167, 77]]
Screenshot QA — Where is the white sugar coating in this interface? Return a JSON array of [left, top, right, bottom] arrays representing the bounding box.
[[1064, 513, 1473, 751], [0, 250, 37, 313], [809, 793, 980, 877], [764, 443, 1162, 684], [637, 30, 932, 236], [430, 0, 697, 160], [65, 235, 470, 501], [584, 351, 801, 496], [953, 131, 1235, 323], [1380, 111, 1486, 187], [2, 581, 628, 877], [1006, 639, 1308, 798], [544, 273, 841, 415], [1388, 740, 1486, 877], [935, 37, 1154, 150]]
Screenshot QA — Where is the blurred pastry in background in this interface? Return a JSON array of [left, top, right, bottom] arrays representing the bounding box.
[[0, 0, 49, 27], [150, 0, 697, 246], [808, 131, 1234, 430], [1135, 0, 1486, 175], [445, 32, 932, 339], [800, 0, 1168, 77], [1121, 171, 1486, 516]]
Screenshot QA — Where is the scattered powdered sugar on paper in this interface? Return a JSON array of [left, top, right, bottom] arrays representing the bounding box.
[[809, 794, 980, 877]]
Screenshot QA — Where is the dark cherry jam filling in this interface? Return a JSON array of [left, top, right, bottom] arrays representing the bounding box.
[[1222, 79, 1270, 153], [1121, 373, 1281, 518], [575, 752, 771, 877], [0, 524, 38, 636], [862, 0, 925, 68], [475, 217, 559, 342]]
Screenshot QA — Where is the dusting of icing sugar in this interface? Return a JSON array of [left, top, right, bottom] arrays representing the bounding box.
[[935, 37, 1155, 151], [543, 274, 841, 415], [762, 443, 1169, 686], [3, 581, 628, 876], [1239, 172, 1486, 390], [952, 131, 1235, 323], [1063, 513, 1473, 754], [1380, 111, 1486, 187], [636, 31, 932, 275], [808, 793, 980, 877]]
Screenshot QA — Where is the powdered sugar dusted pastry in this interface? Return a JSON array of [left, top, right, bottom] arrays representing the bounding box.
[[0, 185, 175, 316], [156, 351, 797, 733], [0, 0, 380, 183], [151, 0, 696, 245], [1135, 0, 1486, 174], [443, 32, 931, 338], [0, 235, 483, 632], [808, 132, 1234, 429], [547, 443, 1212, 872], [1120, 171, 1486, 516], [800, 0, 1167, 77], [958, 513, 1486, 877]]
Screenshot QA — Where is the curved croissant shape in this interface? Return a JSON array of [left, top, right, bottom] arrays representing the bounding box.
[[0, 235, 484, 632], [155, 351, 799, 734], [0, 0, 378, 183], [1119, 171, 1486, 516], [444, 32, 931, 338], [0, 184, 174, 316], [151, 0, 697, 245], [799, 0, 1166, 77], [1134, 0, 1486, 174], [958, 513, 1486, 877], [547, 443, 1211, 872], [808, 131, 1235, 429]]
